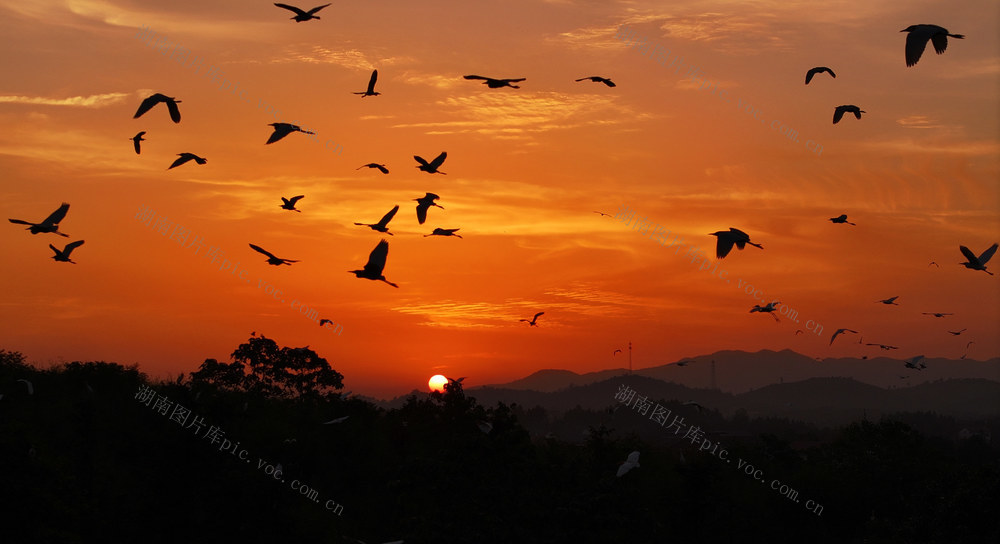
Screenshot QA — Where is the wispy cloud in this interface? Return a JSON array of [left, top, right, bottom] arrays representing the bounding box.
[[0, 92, 130, 107]]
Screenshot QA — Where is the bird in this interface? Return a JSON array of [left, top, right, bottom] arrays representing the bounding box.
[[709, 228, 763, 258], [520, 312, 544, 326], [959, 243, 997, 275], [17, 379, 33, 395], [50, 240, 85, 264], [279, 195, 304, 212], [357, 163, 389, 174], [829, 214, 856, 226], [750, 301, 781, 321], [463, 75, 525, 89], [354, 205, 399, 235], [676, 360, 692, 367], [830, 328, 859, 346], [349, 239, 398, 288], [575, 76, 616, 87], [477, 421, 493, 434], [274, 3, 330, 22], [323, 416, 349, 424], [319, 318, 333, 327], [593, 211, 612, 217], [833, 105, 865, 124], [683, 401, 704, 413], [617, 451, 640, 477], [447, 376, 466, 386], [353, 69, 380, 97], [805, 66, 836, 85], [613, 349, 622, 356], [249, 244, 298, 266], [901, 25, 964, 67], [865, 343, 898, 350], [965, 341, 975, 349], [795, 329, 804, 335], [903, 355, 927, 371], [414, 193, 443, 225], [9, 203, 70, 237], [266, 123, 315, 144], [424, 228, 462, 239], [414, 152, 447, 174], [922, 312, 953, 318], [133, 93, 181, 123], [947, 329, 967, 336], [131, 131, 146, 154], [876, 296, 899, 305], [168, 153, 207, 169]]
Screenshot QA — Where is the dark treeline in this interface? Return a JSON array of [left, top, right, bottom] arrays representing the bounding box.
[[1, 341, 998, 544]]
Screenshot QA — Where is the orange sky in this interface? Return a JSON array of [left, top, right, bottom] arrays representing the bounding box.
[[1, 0, 998, 398]]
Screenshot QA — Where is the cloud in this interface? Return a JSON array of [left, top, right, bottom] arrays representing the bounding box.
[[0, 92, 130, 107]]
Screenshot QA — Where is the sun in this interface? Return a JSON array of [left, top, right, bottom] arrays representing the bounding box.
[[428, 374, 448, 393]]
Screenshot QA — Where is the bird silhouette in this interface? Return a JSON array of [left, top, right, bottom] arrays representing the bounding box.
[[414, 152, 447, 174], [357, 163, 389, 174], [266, 123, 315, 144], [349, 239, 398, 288], [319, 318, 333, 326], [959, 243, 997, 275], [249, 244, 298, 266], [865, 343, 898, 350], [131, 131, 146, 154], [876, 296, 899, 305], [830, 328, 859, 346], [750, 301, 781, 321], [676, 360, 691, 366], [354, 205, 399, 235], [424, 228, 462, 239], [9, 203, 70, 237], [709, 228, 763, 258], [280, 195, 304, 212], [168, 153, 207, 169], [901, 24, 964, 67], [463, 75, 525, 89], [353, 69, 380, 97], [903, 355, 927, 371], [447, 376, 466, 386], [947, 329, 967, 336], [593, 211, 612, 217], [414, 193, 443, 224], [922, 312, 952, 318], [829, 214, 856, 225], [134, 93, 181, 123], [833, 105, 865, 124], [805, 66, 836, 85], [795, 329, 804, 335], [17, 379, 34, 395], [617, 451, 640, 477], [928, 261, 940, 267], [575, 76, 616, 87], [274, 3, 330, 22], [520, 312, 544, 326], [966, 341, 975, 349], [50, 240, 85, 263]]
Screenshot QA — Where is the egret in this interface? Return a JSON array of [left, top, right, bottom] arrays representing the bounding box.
[[424, 228, 462, 239], [833, 105, 865, 124], [750, 301, 781, 321], [520, 312, 544, 326], [463, 75, 525, 89], [319, 318, 333, 326], [830, 328, 859, 346], [274, 3, 330, 22], [575, 76, 616, 87], [349, 239, 398, 288], [280, 195, 304, 212], [414, 193, 443, 224], [959, 243, 997, 275], [168, 153, 206, 169], [249, 244, 298, 266], [414, 152, 447, 174], [922, 312, 952, 318], [903, 355, 926, 371], [131, 131, 146, 154], [829, 214, 856, 225], [266, 123, 315, 144], [354, 205, 398, 235], [865, 343, 898, 351], [357, 163, 389, 174], [353, 69, 380, 97], [805, 66, 836, 85], [901, 25, 964, 67], [928, 261, 940, 267], [876, 296, 899, 305], [133, 93, 181, 123], [616, 451, 640, 477], [709, 228, 763, 258], [947, 329, 966, 336], [50, 240, 85, 264], [9, 203, 70, 237], [593, 211, 612, 217]]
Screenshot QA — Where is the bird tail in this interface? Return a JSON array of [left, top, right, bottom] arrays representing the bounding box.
[[950, 34, 965, 39]]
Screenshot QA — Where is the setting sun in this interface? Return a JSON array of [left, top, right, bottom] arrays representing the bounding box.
[[428, 374, 448, 393]]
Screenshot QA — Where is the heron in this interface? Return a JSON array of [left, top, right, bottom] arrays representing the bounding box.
[[865, 343, 898, 351], [928, 261, 939, 267], [274, 3, 330, 22], [617, 451, 640, 477], [280, 195, 304, 212], [903, 355, 927, 371], [131, 131, 146, 154], [520, 312, 544, 326], [805, 66, 836, 85], [447, 376, 466, 386], [830, 328, 859, 346], [966, 341, 975, 349], [9, 202, 70, 237], [593, 211, 612, 217], [709, 228, 763, 258], [901, 25, 964, 67], [50, 240, 85, 264], [349, 239, 398, 288], [354, 205, 398, 235], [134, 93, 181, 123], [168, 153, 207, 169], [249, 244, 298, 266], [464, 75, 525, 89], [750, 301, 781, 321], [876, 296, 899, 305], [947, 329, 967, 336], [266, 123, 315, 144], [833, 105, 865, 124], [959, 243, 997, 275], [829, 214, 856, 225], [357, 163, 389, 174], [922, 312, 952, 318], [575, 76, 616, 87], [319, 318, 333, 326], [414, 193, 443, 224], [353, 69, 380, 97], [424, 228, 462, 239], [414, 151, 447, 174]]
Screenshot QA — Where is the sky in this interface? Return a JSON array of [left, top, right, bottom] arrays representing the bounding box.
[[1, 0, 998, 399]]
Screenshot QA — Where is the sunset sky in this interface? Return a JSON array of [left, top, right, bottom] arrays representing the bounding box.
[[1, 0, 998, 398]]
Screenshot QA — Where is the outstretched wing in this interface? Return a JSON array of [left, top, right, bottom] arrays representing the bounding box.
[[249, 243, 278, 260], [930, 33, 949, 55], [463, 75, 489, 81], [267, 124, 293, 144], [49, 243, 60, 255], [533, 312, 544, 320], [288, 195, 305, 205], [416, 203, 428, 224], [41, 203, 70, 228], [905, 30, 930, 67], [274, 3, 307, 16], [367, 69, 378, 93], [307, 3, 331, 15], [977, 243, 998, 264], [504, 78, 526, 83], [377, 205, 399, 228], [428, 151, 447, 169], [805, 68, 817, 84], [959, 245, 978, 263], [8, 219, 32, 225], [376, 164, 388, 174], [833, 107, 845, 124], [364, 239, 390, 275], [602, 78, 616, 87], [133, 94, 164, 119], [165, 99, 181, 123], [168, 155, 189, 169], [716, 237, 735, 258], [413, 155, 429, 167], [65, 240, 85, 253]]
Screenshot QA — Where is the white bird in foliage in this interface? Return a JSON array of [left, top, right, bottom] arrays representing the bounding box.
[[901, 24, 964, 67], [959, 243, 997, 275], [617, 451, 640, 477]]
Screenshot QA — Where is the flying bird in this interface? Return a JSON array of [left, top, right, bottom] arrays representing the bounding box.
[[865, 343, 898, 350], [804, 66, 836, 84], [616, 451, 640, 477], [928, 261, 939, 267], [133, 93, 181, 123], [249, 244, 298, 266], [947, 329, 967, 336], [750, 301, 781, 321], [168, 153, 206, 169], [319, 319, 333, 326], [903, 355, 927, 371], [266, 123, 315, 144], [613, 349, 622, 356], [414, 193, 443, 224], [709, 228, 763, 258], [9, 203, 70, 237], [830, 328, 859, 346], [829, 214, 856, 226], [353, 69, 380, 97], [357, 163, 389, 174], [280, 195, 304, 212], [901, 24, 964, 67], [354, 205, 399, 235], [876, 296, 899, 305], [575, 76, 616, 87], [424, 228, 462, 239], [414, 152, 447, 174], [323, 416, 349, 424], [593, 211, 613, 217], [965, 341, 975, 349], [50, 240, 85, 264], [959, 243, 997, 275], [349, 239, 398, 288], [833, 105, 865, 124], [922, 312, 953, 318], [17, 379, 33, 395], [795, 330, 804, 335], [520, 312, 544, 327], [131, 131, 146, 154], [463, 75, 525, 89], [447, 377, 466, 386], [274, 3, 330, 22]]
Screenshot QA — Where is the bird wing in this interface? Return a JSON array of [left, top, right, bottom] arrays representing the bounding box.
[[416, 203, 428, 224], [49, 243, 59, 255], [905, 30, 930, 67], [274, 3, 307, 15], [463, 75, 489, 80], [428, 151, 447, 169], [930, 33, 949, 55], [364, 240, 389, 274], [376, 164, 388, 174], [9, 219, 33, 225], [830, 329, 843, 345], [133, 137, 142, 154], [65, 240, 85, 253], [574, 77, 589, 82], [715, 237, 735, 258], [377, 205, 399, 228], [307, 3, 331, 15], [602, 78, 616, 87], [289, 195, 305, 205], [827, 67, 836, 78], [977, 243, 998, 264], [267, 124, 293, 144], [168, 155, 189, 169], [165, 99, 181, 123], [133, 94, 163, 119], [413, 155, 429, 167], [805, 68, 817, 85], [959, 245, 978, 263], [367, 69, 378, 93], [503, 78, 526, 83], [833, 107, 845, 124], [249, 244, 278, 260], [41, 203, 70, 227], [533, 312, 545, 320]]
